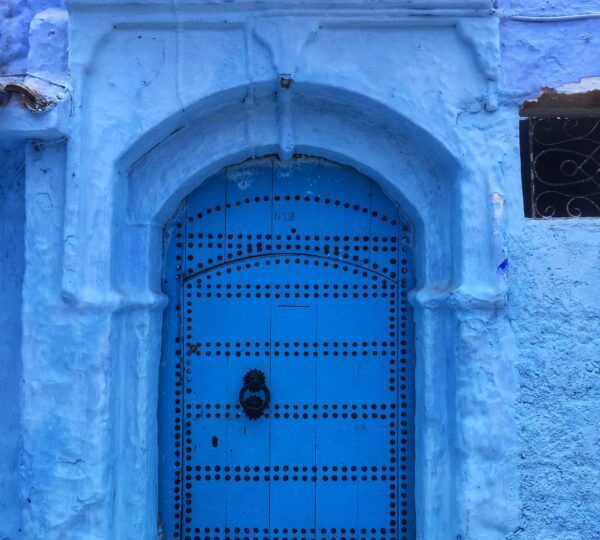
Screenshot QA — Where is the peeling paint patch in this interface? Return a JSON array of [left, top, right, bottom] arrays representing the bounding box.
[[520, 84, 600, 115], [557, 76, 600, 95], [491, 192, 505, 220], [228, 169, 254, 190]]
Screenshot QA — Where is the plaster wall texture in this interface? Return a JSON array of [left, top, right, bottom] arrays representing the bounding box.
[[0, 0, 65, 76], [0, 1, 598, 539], [496, 3, 600, 538], [500, 4, 600, 98]]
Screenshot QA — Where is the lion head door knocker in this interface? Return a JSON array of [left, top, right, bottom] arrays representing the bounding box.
[[239, 369, 270, 419]]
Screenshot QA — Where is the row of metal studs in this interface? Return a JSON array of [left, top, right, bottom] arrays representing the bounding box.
[[180, 194, 401, 225]]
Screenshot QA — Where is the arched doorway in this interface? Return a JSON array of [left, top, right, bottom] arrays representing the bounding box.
[[159, 156, 415, 540]]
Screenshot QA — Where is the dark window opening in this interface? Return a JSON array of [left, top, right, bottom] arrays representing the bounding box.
[[520, 116, 600, 218]]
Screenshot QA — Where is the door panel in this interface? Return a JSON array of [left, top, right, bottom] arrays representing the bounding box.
[[159, 156, 414, 540]]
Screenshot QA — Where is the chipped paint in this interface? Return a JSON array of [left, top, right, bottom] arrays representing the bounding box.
[[492, 191, 505, 221], [557, 76, 600, 94]]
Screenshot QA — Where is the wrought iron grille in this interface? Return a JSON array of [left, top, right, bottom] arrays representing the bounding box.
[[520, 117, 600, 218]]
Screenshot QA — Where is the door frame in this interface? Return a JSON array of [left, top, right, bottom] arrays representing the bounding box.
[[101, 82, 517, 539], [19, 83, 518, 540], [19, 5, 520, 538]]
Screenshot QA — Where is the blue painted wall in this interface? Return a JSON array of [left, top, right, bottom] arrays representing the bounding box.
[[0, 1, 599, 538], [0, 0, 65, 76], [0, 143, 25, 540], [1, 4, 65, 536], [498, 3, 600, 538], [500, 0, 600, 98]]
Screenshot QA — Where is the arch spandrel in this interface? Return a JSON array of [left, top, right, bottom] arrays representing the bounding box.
[[124, 84, 461, 228], [120, 83, 462, 297]]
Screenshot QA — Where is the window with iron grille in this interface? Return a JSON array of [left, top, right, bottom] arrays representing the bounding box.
[[520, 116, 600, 218]]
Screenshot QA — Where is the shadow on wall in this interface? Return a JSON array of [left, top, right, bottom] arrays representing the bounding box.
[[0, 143, 25, 540]]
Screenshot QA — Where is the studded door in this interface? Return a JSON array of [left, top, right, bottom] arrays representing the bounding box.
[[159, 157, 414, 540]]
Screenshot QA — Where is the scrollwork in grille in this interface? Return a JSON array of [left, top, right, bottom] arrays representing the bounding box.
[[521, 117, 600, 218]]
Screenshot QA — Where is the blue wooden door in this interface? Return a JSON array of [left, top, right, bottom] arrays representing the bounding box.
[[159, 157, 414, 540]]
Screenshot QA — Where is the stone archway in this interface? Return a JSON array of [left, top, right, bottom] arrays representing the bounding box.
[[105, 82, 513, 539], [19, 84, 516, 540]]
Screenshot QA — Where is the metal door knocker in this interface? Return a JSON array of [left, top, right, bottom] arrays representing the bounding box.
[[239, 369, 270, 419]]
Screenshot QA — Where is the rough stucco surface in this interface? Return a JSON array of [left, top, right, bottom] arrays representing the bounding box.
[[0, 0, 599, 539], [0, 0, 65, 75], [507, 222, 600, 540], [500, 0, 600, 99], [498, 2, 600, 538]]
